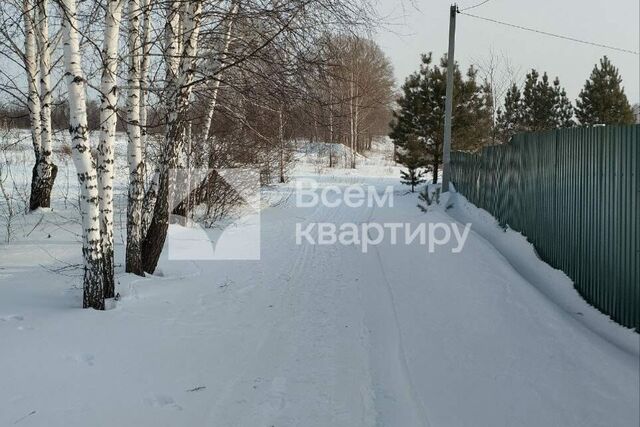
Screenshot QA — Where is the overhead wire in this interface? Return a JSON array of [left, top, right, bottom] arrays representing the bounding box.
[[459, 0, 492, 12], [458, 11, 640, 56]]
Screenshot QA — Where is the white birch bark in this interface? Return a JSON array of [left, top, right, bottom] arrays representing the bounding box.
[[164, 0, 180, 83], [23, 0, 42, 174], [173, 0, 203, 155], [36, 0, 51, 157], [139, 0, 180, 231], [125, 0, 144, 275], [60, 0, 104, 309], [138, 0, 152, 147], [349, 72, 356, 169], [278, 106, 285, 183], [201, 1, 238, 141], [29, 0, 58, 210], [354, 84, 360, 157], [328, 89, 334, 167], [142, 0, 203, 273], [98, 0, 124, 294], [25, 0, 57, 210], [137, 0, 154, 240]]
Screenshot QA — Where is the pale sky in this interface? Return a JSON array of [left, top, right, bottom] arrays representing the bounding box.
[[373, 0, 640, 106]]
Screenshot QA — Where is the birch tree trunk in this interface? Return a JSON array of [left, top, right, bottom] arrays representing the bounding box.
[[349, 73, 356, 169], [139, 0, 180, 236], [23, 0, 43, 208], [354, 86, 360, 159], [142, 0, 202, 273], [125, 0, 145, 275], [98, 0, 124, 296], [136, 0, 154, 245], [328, 89, 334, 167], [278, 106, 285, 183], [29, 0, 57, 210], [138, 0, 151, 146], [201, 1, 238, 141], [60, 0, 104, 309]]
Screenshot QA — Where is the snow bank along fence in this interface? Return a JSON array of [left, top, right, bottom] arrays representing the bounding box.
[[451, 125, 639, 330]]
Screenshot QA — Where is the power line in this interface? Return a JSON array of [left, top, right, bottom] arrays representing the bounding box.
[[459, 11, 640, 56], [459, 0, 493, 12]]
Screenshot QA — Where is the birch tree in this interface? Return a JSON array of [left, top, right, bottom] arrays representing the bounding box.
[[349, 69, 357, 168], [22, 0, 42, 206], [59, 0, 104, 309], [138, 0, 151, 145], [137, 0, 158, 249], [201, 0, 238, 141], [98, 0, 124, 297], [141, 0, 203, 273], [30, 0, 57, 210], [125, 0, 144, 275], [135, 0, 181, 258]]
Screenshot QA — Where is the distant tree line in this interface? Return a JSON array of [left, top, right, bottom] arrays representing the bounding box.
[[0, 99, 165, 133], [0, 34, 393, 177]]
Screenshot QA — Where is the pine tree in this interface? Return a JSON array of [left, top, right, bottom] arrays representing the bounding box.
[[520, 69, 574, 132], [390, 53, 493, 183], [553, 77, 575, 128], [522, 70, 556, 131], [495, 70, 574, 142], [390, 72, 422, 154], [397, 134, 427, 192], [452, 65, 494, 151], [576, 56, 634, 125], [495, 83, 523, 143]]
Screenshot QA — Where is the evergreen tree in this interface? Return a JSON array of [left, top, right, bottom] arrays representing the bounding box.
[[496, 70, 574, 142], [397, 134, 427, 192], [390, 53, 493, 183], [453, 65, 494, 151], [575, 56, 634, 125], [522, 70, 558, 131], [390, 72, 423, 154], [496, 83, 524, 142], [418, 185, 440, 211], [553, 77, 575, 128]]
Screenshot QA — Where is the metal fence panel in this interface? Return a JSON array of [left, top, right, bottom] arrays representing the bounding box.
[[451, 125, 640, 330]]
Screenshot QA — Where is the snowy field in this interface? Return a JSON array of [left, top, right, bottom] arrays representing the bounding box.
[[0, 134, 638, 426]]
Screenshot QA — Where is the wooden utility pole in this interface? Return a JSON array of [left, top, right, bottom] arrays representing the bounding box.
[[442, 4, 457, 192]]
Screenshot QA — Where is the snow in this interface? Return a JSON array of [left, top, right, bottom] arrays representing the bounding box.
[[0, 136, 638, 426], [447, 190, 640, 357]]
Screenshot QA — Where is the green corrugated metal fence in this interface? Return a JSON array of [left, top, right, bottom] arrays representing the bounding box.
[[451, 125, 639, 330]]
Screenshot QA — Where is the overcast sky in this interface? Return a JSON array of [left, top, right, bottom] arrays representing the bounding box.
[[373, 0, 640, 105]]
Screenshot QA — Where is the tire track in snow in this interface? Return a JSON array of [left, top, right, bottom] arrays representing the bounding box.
[[203, 202, 320, 425], [204, 188, 360, 426], [361, 200, 431, 427]]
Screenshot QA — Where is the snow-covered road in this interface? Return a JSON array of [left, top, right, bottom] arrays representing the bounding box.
[[1, 174, 638, 427]]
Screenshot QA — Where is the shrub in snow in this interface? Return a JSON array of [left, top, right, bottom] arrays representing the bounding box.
[[418, 185, 440, 212]]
